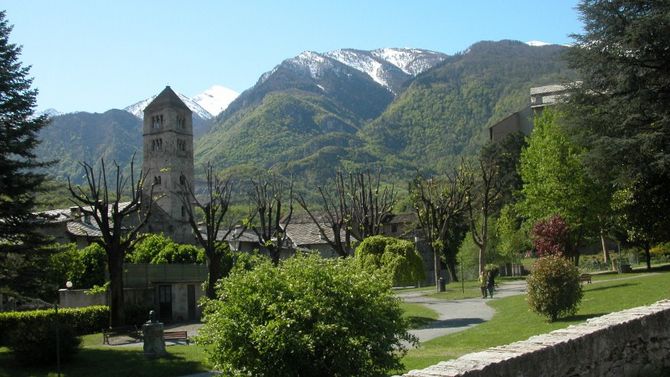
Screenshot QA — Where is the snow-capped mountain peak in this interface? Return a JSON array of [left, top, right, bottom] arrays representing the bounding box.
[[286, 51, 333, 79], [371, 48, 446, 76], [525, 40, 552, 47], [124, 85, 239, 120], [191, 85, 239, 117]]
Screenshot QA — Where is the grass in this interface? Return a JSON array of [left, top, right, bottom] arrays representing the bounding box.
[[401, 302, 440, 329], [400, 270, 670, 373], [0, 334, 210, 377]]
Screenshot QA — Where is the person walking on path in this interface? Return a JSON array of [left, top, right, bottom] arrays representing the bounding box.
[[486, 269, 496, 298], [479, 271, 488, 298]]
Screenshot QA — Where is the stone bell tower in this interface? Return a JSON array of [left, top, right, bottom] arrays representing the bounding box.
[[142, 86, 194, 243]]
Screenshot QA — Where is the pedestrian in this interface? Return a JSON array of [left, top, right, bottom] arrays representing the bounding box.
[[486, 268, 496, 298], [479, 271, 488, 298]]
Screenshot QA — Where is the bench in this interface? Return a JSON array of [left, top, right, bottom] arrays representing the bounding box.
[[579, 273, 592, 284], [102, 325, 142, 345], [164, 330, 189, 344]]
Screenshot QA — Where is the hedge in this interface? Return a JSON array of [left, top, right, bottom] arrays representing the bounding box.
[[0, 305, 109, 346]]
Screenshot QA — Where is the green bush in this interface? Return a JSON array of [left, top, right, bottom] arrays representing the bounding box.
[[355, 235, 425, 286], [0, 305, 108, 346], [197, 254, 416, 377], [0, 307, 104, 365], [527, 255, 583, 321]]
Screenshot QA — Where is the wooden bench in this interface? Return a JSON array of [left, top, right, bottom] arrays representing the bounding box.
[[579, 273, 592, 284], [102, 325, 142, 344], [164, 330, 189, 344]]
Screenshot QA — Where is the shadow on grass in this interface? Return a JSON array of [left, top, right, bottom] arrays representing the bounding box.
[[407, 315, 436, 329], [0, 346, 208, 377], [555, 312, 609, 323], [583, 282, 637, 292], [428, 317, 485, 329]]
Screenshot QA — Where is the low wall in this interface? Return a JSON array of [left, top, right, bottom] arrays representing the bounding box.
[[403, 300, 670, 377], [59, 289, 107, 308]]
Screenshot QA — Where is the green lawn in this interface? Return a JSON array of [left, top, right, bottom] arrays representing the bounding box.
[[0, 334, 210, 377], [400, 270, 670, 373]]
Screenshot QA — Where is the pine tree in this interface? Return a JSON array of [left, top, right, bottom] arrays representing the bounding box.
[[0, 11, 52, 297], [0, 11, 50, 249]]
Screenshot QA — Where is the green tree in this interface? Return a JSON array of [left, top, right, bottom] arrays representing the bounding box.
[[565, 0, 670, 254], [355, 235, 425, 286], [518, 109, 608, 264], [197, 254, 415, 377], [496, 204, 530, 263], [49, 243, 106, 290], [128, 233, 205, 264], [527, 254, 583, 322], [0, 11, 53, 298]]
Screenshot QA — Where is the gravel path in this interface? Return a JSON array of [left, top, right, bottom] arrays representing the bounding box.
[[399, 280, 527, 344]]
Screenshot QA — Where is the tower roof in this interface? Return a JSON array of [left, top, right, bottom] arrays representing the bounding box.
[[144, 86, 191, 113]]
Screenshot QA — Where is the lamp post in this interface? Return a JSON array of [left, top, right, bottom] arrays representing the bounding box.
[[55, 281, 72, 377]]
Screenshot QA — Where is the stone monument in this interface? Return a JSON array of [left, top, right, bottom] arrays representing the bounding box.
[[142, 310, 166, 358]]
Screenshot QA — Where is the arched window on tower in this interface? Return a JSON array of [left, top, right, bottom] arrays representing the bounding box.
[[154, 175, 161, 185]]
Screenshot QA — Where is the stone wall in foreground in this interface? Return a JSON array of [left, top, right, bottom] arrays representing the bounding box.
[[403, 300, 670, 377]]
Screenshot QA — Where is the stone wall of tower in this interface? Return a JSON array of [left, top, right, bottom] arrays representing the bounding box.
[[141, 88, 194, 244]]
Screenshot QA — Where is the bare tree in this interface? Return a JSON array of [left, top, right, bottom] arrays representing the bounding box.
[[296, 173, 352, 257], [467, 154, 503, 275], [249, 175, 294, 265], [178, 162, 234, 299], [346, 170, 396, 240], [411, 168, 471, 290], [67, 156, 152, 327]]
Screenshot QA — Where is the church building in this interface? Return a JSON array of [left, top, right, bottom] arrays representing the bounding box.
[[141, 86, 195, 244]]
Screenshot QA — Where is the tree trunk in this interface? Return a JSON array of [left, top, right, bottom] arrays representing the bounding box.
[[478, 244, 486, 276], [446, 260, 458, 283], [644, 242, 651, 270], [206, 251, 223, 299], [108, 251, 125, 327], [270, 246, 281, 266], [433, 249, 440, 292], [600, 231, 615, 271]]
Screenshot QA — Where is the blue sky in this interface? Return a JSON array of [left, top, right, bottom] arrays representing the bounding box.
[[3, 1, 582, 113]]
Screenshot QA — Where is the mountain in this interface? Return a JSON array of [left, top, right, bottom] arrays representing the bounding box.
[[359, 40, 574, 175], [124, 85, 239, 138], [196, 42, 572, 187], [196, 48, 445, 181], [36, 109, 142, 183]]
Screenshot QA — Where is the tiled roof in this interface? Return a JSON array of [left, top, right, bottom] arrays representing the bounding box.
[[145, 86, 190, 112], [284, 220, 345, 247], [66, 220, 102, 237]]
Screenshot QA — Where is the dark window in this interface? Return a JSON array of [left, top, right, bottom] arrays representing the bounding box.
[[181, 206, 186, 218], [154, 176, 161, 185], [179, 174, 186, 185]]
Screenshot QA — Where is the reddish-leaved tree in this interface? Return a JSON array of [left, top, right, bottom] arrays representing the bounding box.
[[531, 215, 572, 260]]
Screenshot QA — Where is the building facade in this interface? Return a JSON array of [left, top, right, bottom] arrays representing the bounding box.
[[141, 86, 194, 244]]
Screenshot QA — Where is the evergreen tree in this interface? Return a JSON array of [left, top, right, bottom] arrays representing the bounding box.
[[0, 11, 50, 251], [0, 11, 52, 298], [565, 0, 670, 249]]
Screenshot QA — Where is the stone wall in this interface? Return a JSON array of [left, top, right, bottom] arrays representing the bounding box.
[[403, 300, 670, 377]]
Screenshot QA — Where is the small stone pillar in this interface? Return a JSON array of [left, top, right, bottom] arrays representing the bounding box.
[[142, 310, 166, 358]]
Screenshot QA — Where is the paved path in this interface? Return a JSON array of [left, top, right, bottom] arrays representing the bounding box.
[[399, 280, 527, 344]]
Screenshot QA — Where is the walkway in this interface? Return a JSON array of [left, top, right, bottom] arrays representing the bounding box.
[[398, 280, 527, 343]]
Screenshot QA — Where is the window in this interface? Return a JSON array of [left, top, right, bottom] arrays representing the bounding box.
[[154, 175, 161, 185], [151, 138, 163, 151], [177, 115, 185, 129], [181, 206, 186, 218], [179, 174, 186, 185], [151, 114, 164, 129], [177, 139, 186, 152]]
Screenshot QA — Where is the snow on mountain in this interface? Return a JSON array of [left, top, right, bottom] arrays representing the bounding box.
[[371, 48, 446, 76], [265, 48, 447, 94], [525, 40, 552, 47], [285, 51, 334, 79], [191, 85, 239, 117], [325, 49, 391, 89], [124, 87, 237, 120]]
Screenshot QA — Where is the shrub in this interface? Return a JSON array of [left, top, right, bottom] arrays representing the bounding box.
[[355, 235, 425, 286], [0, 305, 108, 346], [527, 255, 583, 321], [197, 254, 416, 377], [0, 306, 109, 365]]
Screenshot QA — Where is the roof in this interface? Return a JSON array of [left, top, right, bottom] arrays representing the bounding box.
[[284, 220, 347, 247], [66, 219, 102, 237], [32, 207, 73, 224], [387, 212, 417, 224], [144, 86, 191, 113]]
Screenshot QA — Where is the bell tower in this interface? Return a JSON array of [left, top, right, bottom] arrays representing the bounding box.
[[142, 86, 194, 243]]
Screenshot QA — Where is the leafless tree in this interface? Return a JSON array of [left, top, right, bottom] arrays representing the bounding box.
[[67, 156, 152, 327], [411, 168, 471, 290], [296, 173, 352, 257], [178, 162, 234, 299], [249, 175, 294, 265], [346, 170, 396, 241]]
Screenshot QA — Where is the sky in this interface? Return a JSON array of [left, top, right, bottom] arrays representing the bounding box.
[[3, 1, 583, 113]]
